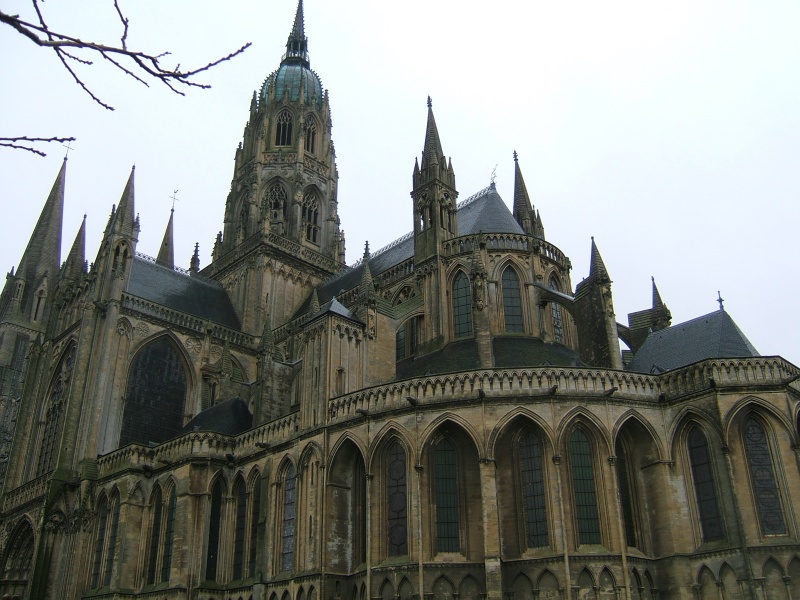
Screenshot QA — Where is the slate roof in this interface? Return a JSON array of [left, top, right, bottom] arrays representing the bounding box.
[[294, 183, 523, 318], [127, 257, 241, 329], [626, 309, 759, 373], [309, 296, 362, 324], [178, 397, 253, 436], [493, 337, 583, 368]]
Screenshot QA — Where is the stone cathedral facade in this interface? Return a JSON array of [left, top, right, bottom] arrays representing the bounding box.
[[1, 3, 800, 600]]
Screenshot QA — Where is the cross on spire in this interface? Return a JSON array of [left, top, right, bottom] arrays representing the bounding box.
[[717, 291, 725, 311], [62, 140, 74, 159], [170, 189, 179, 211]]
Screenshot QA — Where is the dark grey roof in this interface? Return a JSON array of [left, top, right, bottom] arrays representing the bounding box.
[[310, 296, 362, 323], [128, 257, 241, 329], [294, 184, 521, 319], [493, 337, 583, 368], [626, 309, 759, 373], [178, 397, 253, 436]]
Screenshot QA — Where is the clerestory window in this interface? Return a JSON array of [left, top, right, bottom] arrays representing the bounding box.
[[275, 110, 293, 146]]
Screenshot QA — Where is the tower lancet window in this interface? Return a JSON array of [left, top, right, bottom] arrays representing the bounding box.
[[302, 192, 320, 244], [549, 276, 564, 343], [276, 110, 294, 146], [267, 184, 288, 224], [453, 272, 473, 338], [305, 118, 317, 155]]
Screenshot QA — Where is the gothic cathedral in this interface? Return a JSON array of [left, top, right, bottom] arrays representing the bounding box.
[[1, 3, 799, 600]]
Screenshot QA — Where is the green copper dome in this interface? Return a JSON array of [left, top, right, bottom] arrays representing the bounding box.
[[260, 62, 323, 109]]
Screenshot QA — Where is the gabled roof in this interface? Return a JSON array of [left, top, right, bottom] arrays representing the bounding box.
[[127, 257, 241, 329], [626, 309, 759, 373]]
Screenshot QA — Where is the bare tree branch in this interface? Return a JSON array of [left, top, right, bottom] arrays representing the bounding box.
[[0, 136, 76, 157], [0, 1, 250, 155]]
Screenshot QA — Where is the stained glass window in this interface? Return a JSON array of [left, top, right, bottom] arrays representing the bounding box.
[[687, 428, 725, 541], [615, 439, 638, 548], [549, 277, 564, 343], [387, 441, 408, 556], [282, 464, 297, 571], [302, 193, 320, 244], [744, 418, 786, 535], [396, 326, 406, 361], [206, 480, 223, 581], [161, 490, 176, 582], [276, 110, 293, 146], [453, 272, 473, 338], [147, 487, 163, 584], [519, 430, 548, 548], [570, 429, 601, 544], [36, 345, 76, 476], [502, 267, 524, 333], [233, 479, 247, 579], [434, 438, 459, 552], [248, 480, 261, 576]]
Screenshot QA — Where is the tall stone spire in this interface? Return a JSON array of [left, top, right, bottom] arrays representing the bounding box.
[[62, 215, 87, 280], [421, 97, 445, 173], [512, 151, 533, 234], [108, 166, 137, 238], [15, 158, 66, 281], [588, 237, 610, 281], [156, 210, 175, 269], [284, 0, 309, 66]]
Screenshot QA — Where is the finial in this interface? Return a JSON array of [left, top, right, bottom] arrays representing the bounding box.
[[170, 189, 179, 211], [363, 240, 370, 259], [63, 140, 74, 159], [427, 96, 432, 108], [717, 291, 724, 311], [651, 275, 654, 283], [490, 164, 498, 185], [513, 150, 518, 162]]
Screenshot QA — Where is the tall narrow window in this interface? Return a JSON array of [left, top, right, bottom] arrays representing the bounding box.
[[549, 277, 564, 343], [282, 464, 297, 571], [275, 110, 293, 146], [395, 325, 407, 361], [302, 193, 320, 244], [248, 479, 261, 577], [36, 345, 76, 476], [434, 437, 460, 552], [305, 118, 317, 154], [387, 441, 408, 556], [206, 480, 223, 581], [147, 487, 163, 584], [161, 490, 176, 582], [502, 267, 524, 333], [687, 428, 724, 541], [233, 478, 247, 580], [91, 496, 109, 589], [615, 439, 638, 548], [120, 338, 187, 448], [743, 417, 786, 535], [570, 429, 601, 544], [519, 430, 548, 548], [0, 521, 34, 596], [453, 272, 473, 338], [103, 495, 121, 587]]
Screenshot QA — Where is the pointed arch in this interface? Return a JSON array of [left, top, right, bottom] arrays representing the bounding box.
[[367, 421, 415, 470], [535, 569, 561, 594], [205, 474, 226, 582], [512, 573, 535, 600], [556, 406, 612, 452], [120, 334, 189, 447], [326, 438, 367, 572], [232, 475, 248, 580], [35, 342, 77, 476], [612, 411, 665, 460], [697, 566, 717, 600], [548, 274, 565, 343], [275, 109, 293, 146], [577, 568, 596, 600], [459, 575, 482, 600], [432, 575, 455, 600], [419, 413, 483, 456], [0, 519, 35, 598], [720, 563, 741, 600], [304, 114, 318, 155], [741, 414, 787, 535], [264, 179, 290, 231], [488, 408, 555, 458], [568, 426, 602, 545], [398, 578, 413, 600], [146, 483, 164, 584], [380, 580, 395, 600], [278, 459, 298, 572], [667, 408, 724, 460], [788, 557, 800, 600], [301, 187, 321, 244], [723, 395, 795, 445]]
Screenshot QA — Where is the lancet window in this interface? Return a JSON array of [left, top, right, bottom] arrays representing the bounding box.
[[205, 479, 224, 581], [266, 183, 288, 224], [281, 464, 297, 571], [687, 427, 725, 541], [36, 344, 76, 477], [147, 485, 177, 585], [305, 117, 317, 154], [434, 437, 460, 552], [549, 276, 564, 343], [502, 267, 524, 333], [386, 441, 408, 556], [302, 192, 320, 244], [275, 110, 293, 146], [743, 417, 786, 535], [453, 272, 473, 338], [570, 429, 601, 544], [91, 492, 121, 589], [518, 429, 548, 548]]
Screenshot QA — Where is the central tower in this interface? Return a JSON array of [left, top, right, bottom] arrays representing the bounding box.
[[207, 0, 345, 334]]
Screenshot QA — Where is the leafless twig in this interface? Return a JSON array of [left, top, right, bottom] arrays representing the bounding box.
[[0, 136, 77, 157], [0, 1, 250, 155]]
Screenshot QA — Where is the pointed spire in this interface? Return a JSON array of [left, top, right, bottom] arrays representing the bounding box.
[[512, 151, 534, 234], [309, 288, 320, 316], [190, 242, 200, 274], [156, 210, 175, 269], [109, 166, 137, 238], [16, 158, 66, 279], [420, 97, 445, 172], [284, 0, 309, 66], [259, 312, 275, 356], [588, 237, 610, 280], [651, 276, 664, 310], [62, 215, 87, 279]]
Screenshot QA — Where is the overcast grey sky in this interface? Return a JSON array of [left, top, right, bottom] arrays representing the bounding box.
[[1, 0, 798, 365]]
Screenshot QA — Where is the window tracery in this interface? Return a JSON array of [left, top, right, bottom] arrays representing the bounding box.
[[502, 267, 524, 333], [36, 344, 76, 477], [387, 441, 408, 556], [305, 118, 317, 154], [434, 437, 459, 552], [570, 429, 601, 544], [549, 276, 564, 343], [275, 110, 293, 146], [302, 192, 320, 244], [453, 272, 473, 338], [518, 429, 548, 548], [687, 427, 725, 541], [281, 463, 297, 571], [743, 417, 786, 535]]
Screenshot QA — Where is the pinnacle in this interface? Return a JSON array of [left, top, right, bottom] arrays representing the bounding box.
[[589, 237, 610, 280], [156, 209, 175, 269], [513, 153, 534, 230]]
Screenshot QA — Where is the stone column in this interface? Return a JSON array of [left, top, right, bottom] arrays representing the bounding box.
[[480, 458, 503, 600]]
